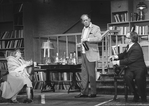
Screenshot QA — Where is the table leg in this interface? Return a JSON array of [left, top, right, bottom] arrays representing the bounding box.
[[41, 71, 55, 92], [68, 72, 81, 93], [124, 83, 128, 102], [113, 77, 117, 100]]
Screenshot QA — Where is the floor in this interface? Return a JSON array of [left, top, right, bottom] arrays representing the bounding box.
[[0, 90, 149, 106]]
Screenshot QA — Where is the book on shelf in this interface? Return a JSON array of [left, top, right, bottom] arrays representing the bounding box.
[[113, 12, 128, 22], [116, 14, 120, 22], [124, 13, 128, 22], [76, 72, 81, 81], [33, 72, 39, 81], [108, 26, 129, 35], [0, 51, 5, 57], [38, 72, 46, 81], [0, 30, 24, 39], [63, 72, 67, 81], [33, 82, 38, 89], [0, 62, 8, 71], [14, 40, 18, 48], [114, 15, 118, 22], [14, 30, 23, 38], [135, 25, 149, 35], [120, 14, 125, 22], [1, 31, 8, 39], [19, 3, 23, 12], [5, 50, 12, 57]]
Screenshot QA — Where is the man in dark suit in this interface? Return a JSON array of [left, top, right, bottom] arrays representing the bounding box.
[[75, 14, 102, 98], [111, 32, 147, 102]]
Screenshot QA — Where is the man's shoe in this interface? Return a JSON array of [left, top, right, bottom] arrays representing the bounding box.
[[74, 94, 88, 98], [89, 94, 96, 98]]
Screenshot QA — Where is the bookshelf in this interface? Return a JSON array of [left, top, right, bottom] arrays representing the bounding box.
[[0, 52, 7, 77], [111, 0, 133, 23], [0, 1, 34, 95], [0, 0, 33, 60], [107, 0, 149, 68], [112, 11, 128, 23], [33, 70, 46, 90]]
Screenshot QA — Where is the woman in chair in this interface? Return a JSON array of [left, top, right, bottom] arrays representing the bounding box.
[[0, 49, 33, 103]]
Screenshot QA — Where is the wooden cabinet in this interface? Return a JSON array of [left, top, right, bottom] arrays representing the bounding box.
[[111, 0, 128, 12], [111, 0, 133, 23], [0, 0, 33, 60]]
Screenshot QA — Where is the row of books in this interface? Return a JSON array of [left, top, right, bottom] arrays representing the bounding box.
[[0, 61, 7, 71], [33, 71, 46, 82], [33, 72, 81, 82], [14, 3, 23, 13], [54, 83, 70, 90], [135, 25, 149, 35], [33, 81, 44, 90], [50, 72, 72, 81], [33, 71, 46, 89], [109, 26, 130, 35], [109, 25, 149, 36], [113, 12, 128, 23], [33, 81, 72, 90], [0, 30, 23, 39], [50, 72, 81, 81], [33, 71, 81, 90], [0, 39, 24, 49]]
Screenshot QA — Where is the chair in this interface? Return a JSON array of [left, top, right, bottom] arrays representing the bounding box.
[[139, 40, 149, 67], [113, 65, 128, 101], [112, 44, 129, 101], [113, 41, 149, 101], [0, 65, 34, 100]]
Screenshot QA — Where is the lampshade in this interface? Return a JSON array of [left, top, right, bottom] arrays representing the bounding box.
[[136, 2, 147, 10], [41, 40, 54, 49]]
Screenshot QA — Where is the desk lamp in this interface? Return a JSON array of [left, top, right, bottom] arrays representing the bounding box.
[[42, 40, 54, 64], [136, 2, 147, 20]]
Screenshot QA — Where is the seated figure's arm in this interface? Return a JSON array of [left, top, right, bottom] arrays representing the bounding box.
[[13, 64, 26, 72]]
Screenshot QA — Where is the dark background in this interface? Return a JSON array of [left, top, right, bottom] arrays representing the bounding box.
[[32, 0, 111, 36]]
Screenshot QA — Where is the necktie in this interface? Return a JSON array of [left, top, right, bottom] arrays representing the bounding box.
[[127, 45, 129, 49], [126, 45, 129, 51]]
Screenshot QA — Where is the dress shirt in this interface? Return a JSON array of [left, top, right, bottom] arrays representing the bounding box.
[[82, 23, 92, 54], [116, 42, 134, 66], [127, 43, 134, 52]]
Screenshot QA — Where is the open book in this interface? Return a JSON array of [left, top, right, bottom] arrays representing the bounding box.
[[112, 45, 120, 55], [101, 29, 120, 38], [101, 30, 110, 38]]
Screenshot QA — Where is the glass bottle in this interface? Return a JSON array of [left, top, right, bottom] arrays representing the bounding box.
[[69, 53, 73, 64], [55, 52, 59, 64], [62, 52, 66, 65], [72, 52, 77, 65]]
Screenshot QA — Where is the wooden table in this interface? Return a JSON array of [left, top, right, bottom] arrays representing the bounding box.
[[34, 64, 81, 93]]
